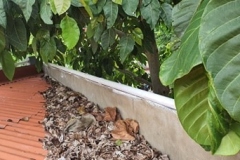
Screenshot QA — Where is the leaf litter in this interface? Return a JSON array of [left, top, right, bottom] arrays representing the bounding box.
[[41, 76, 170, 160]]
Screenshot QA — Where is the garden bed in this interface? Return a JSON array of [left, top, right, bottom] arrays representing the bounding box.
[[41, 76, 169, 159], [43, 63, 240, 160]]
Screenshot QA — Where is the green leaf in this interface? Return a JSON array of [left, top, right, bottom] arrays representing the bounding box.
[[174, 65, 210, 146], [122, 0, 138, 16], [6, 18, 27, 51], [207, 82, 230, 153], [40, 37, 56, 63], [71, 0, 83, 7], [0, 28, 5, 53], [53, 0, 71, 15], [90, 0, 106, 15], [199, 0, 240, 122], [101, 28, 116, 50], [112, 0, 122, 5], [49, 0, 57, 14], [119, 35, 135, 63], [60, 15, 80, 49], [94, 23, 104, 42], [0, 50, 15, 80], [0, 0, 6, 28], [86, 23, 94, 39], [160, 3, 172, 28], [172, 0, 201, 38], [11, 0, 35, 21], [140, 0, 161, 30], [40, 0, 53, 24], [215, 131, 240, 155], [80, 0, 93, 18], [160, 0, 208, 86], [103, 1, 118, 29], [132, 27, 143, 46]]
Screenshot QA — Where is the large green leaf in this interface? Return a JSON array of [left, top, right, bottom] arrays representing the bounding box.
[[122, 0, 138, 16], [40, 0, 53, 24], [160, 0, 208, 86], [199, 0, 240, 122], [53, 0, 71, 15], [119, 35, 135, 63], [40, 37, 56, 63], [6, 18, 27, 51], [140, 0, 161, 30], [60, 15, 80, 49], [160, 3, 172, 28], [101, 28, 116, 50], [71, 0, 83, 7], [0, 50, 15, 80], [215, 131, 240, 155], [103, 1, 118, 29], [174, 65, 210, 146], [0, 0, 6, 28], [207, 81, 230, 153], [0, 28, 5, 53], [11, 0, 35, 21], [172, 0, 202, 38]]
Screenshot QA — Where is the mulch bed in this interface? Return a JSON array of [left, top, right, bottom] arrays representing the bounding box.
[[41, 76, 170, 160]]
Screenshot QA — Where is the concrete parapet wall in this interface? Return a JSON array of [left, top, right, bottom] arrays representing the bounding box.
[[43, 63, 240, 160]]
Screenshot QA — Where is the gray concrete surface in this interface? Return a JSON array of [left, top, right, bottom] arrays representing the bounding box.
[[43, 63, 240, 160]]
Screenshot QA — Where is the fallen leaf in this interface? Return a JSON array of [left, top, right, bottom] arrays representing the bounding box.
[[125, 119, 139, 135], [103, 107, 117, 121], [111, 120, 135, 141]]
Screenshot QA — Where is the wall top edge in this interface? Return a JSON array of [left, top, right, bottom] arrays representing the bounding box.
[[44, 63, 176, 110]]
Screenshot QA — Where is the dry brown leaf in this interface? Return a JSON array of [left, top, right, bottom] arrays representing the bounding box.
[[125, 119, 139, 135], [111, 120, 136, 141], [103, 107, 117, 121]]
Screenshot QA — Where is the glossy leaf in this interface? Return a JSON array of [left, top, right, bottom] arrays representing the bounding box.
[[112, 0, 122, 5], [199, 0, 240, 122], [7, 18, 27, 51], [160, 3, 172, 28], [215, 131, 240, 155], [54, 0, 71, 15], [160, 0, 208, 86], [49, 0, 57, 14], [11, 0, 35, 21], [132, 27, 143, 46], [174, 65, 210, 146], [0, 50, 15, 80], [101, 28, 116, 50], [40, 0, 53, 24], [40, 37, 56, 63], [103, 1, 118, 28], [0, 0, 6, 28], [172, 0, 201, 38], [0, 28, 5, 53], [122, 0, 138, 16], [119, 35, 135, 63], [60, 15, 80, 49], [140, 0, 161, 30]]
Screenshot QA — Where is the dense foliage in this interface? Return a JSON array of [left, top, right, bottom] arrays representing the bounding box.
[[0, 0, 173, 95], [160, 0, 240, 155]]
